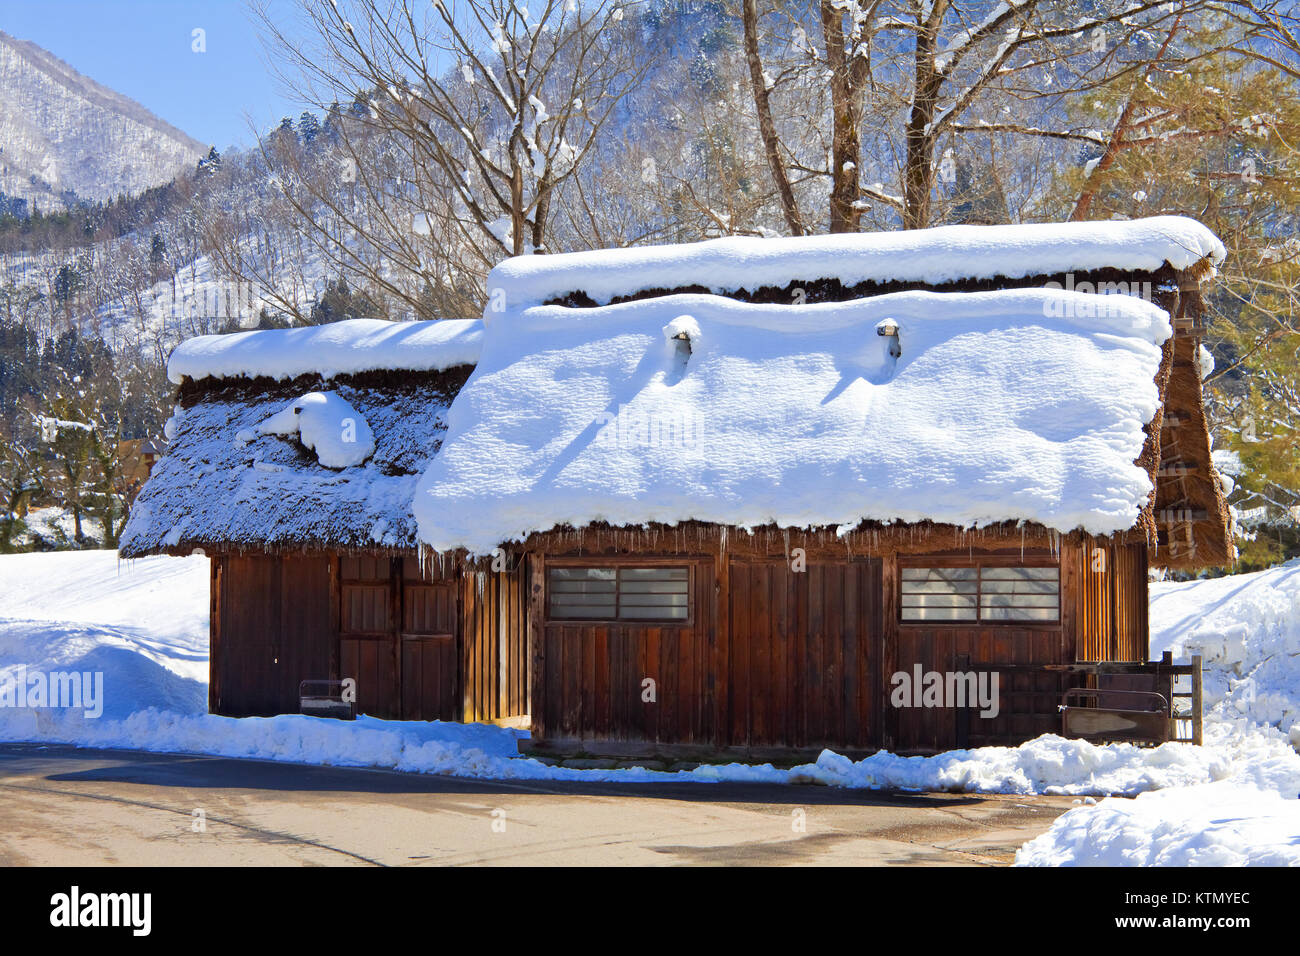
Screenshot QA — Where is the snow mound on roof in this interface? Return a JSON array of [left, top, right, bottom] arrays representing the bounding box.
[[415, 286, 1172, 554], [167, 318, 483, 384], [256, 391, 375, 469], [489, 216, 1225, 309]]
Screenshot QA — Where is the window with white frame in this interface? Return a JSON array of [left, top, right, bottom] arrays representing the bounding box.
[[901, 565, 1059, 623], [547, 566, 690, 622]]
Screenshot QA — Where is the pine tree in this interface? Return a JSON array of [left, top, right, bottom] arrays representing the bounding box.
[[197, 146, 222, 175], [1045, 53, 1300, 567], [297, 111, 321, 145]]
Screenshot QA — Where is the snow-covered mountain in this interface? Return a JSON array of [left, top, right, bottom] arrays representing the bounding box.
[[0, 31, 207, 209]]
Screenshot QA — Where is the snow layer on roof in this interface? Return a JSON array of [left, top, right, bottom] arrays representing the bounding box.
[[167, 318, 483, 384], [415, 287, 1173, 555], [120, 371, 467, 555], [488, 216, 1224, 310]]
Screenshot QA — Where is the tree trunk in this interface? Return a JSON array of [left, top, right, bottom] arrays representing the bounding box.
[[744, 0, 805, 236], [820, 1, 862, 233], [903, 28, 944, 230], [510, 155, 526, 257]]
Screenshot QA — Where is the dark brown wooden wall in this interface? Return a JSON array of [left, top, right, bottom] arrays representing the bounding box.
[[884, 551, 1068, 751], [525, 539, 1150, 755], [339, 555, 397, 718], [401, 557, 460, 721], [208, 535, 1151, 755], [213, 552, 463, 721], [211, 553, 334, 717], [338, 555, 458, 720], [530, 556, 717, 747], [726, 559, 880, 751]]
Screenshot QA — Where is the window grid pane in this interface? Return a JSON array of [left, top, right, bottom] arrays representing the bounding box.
[[548, 566, 690, 621], [902, 564, 1059, 623]]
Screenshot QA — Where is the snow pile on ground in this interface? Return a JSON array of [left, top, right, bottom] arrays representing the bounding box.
[[1151, 559, 1300, 739], [254, 391, 375, 469], [418, 287, 1171, 555], [1017, 560, 1300, 866], [0, 551, 208, 724], [8, 697, 1297, 794], [167, 318, 483, 383], [1016, 782, 1300, 866], [490, 215, 1225, 308]]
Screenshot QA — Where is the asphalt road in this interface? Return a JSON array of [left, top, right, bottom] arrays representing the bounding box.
[[0, 744, 1074, 866]]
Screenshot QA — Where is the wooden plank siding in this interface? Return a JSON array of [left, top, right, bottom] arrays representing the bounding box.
[[1074, 541, 1150, 663], [211, 553, 333, 717], [400, 557, 458, 721], [214, 551, 467, 722], [532, 556, 716, 748], [206, 533, 1151, 756], [726, 559, 880, 752], [460, 560, 530, 723]]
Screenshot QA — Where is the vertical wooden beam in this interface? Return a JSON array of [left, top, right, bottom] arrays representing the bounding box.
[[528, 553, 545, 742], [880, 551, 898, 751], [209, 555, 221, 714], [1191, 653, 1203, 746], [714, 544, 729, 750]]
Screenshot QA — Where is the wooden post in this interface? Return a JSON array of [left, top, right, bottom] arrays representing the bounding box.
[[528, 554, 545, 744], [1191, 653, 1203, 746]]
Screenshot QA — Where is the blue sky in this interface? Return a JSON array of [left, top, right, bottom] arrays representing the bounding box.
[[3, 0, 307, 152]]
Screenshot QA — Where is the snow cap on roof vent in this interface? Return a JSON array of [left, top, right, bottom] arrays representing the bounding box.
[[663, 314, 701, 344], [876, 318, 901, 358]]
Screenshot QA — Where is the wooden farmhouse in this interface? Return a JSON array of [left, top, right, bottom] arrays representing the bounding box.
[[121, 216, 1231, 759]]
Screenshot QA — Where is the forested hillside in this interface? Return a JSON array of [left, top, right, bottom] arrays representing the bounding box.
[[1, 0, 1296, 566]]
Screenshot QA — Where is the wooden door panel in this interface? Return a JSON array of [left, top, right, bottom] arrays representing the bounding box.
[[727, 558, 880, 751], [340, 635, 398, 720]]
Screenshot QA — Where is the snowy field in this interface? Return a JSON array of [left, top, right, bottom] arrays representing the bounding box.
[[1, 550, 1297, 864]]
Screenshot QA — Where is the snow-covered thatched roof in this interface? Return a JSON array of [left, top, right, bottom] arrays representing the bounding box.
[[414, 287, 1176, 556], [120, 319, 480, 556], [489, 216, 1226, 309], [166, 318, 483, 384]]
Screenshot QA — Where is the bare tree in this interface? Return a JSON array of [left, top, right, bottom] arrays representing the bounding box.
[[239, 0, 654, 318], [744, 0, 1298, 231]]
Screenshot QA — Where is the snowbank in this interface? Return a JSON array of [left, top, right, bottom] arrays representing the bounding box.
[[0, 551, 209, 722], [1151, 559, 1300, 737], [489, 216, 1225, 309], [7, 702, 1297, 796], [417, 287, 1171, 555], [1017, 561, 1300, 866], [1016, 782, 1300, 866], [167, 318, 483, 384]]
